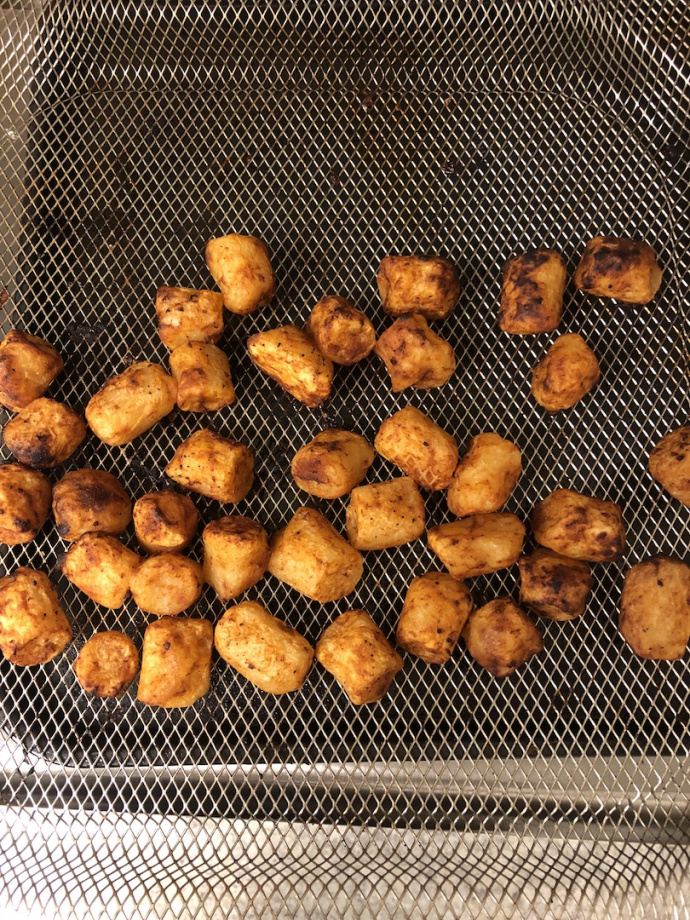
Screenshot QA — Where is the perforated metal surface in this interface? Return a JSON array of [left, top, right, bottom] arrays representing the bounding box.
[[0, 2, 688, 918]]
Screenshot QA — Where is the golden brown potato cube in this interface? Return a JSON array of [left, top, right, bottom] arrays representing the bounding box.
[[316, 609, 404, 705], [137, 617, 213, 708], [61, 533, 141, 608], [52, 469, 131, 542], [215, 600, 314, 694], [648, 426, 690, 506], [306, 295, 377, 365], [247, 325, 334, 407], [73, 631, 139, 698], [0, 463, 51, 545], [155, 285, 224, 349], [427, 513, 525, 580], [291, 428, 374, 499], [0, 567, 72, 666], [462, 598, 544, 677], [518, 548, 593, 621], [169, 342, 235, 412], [3, 398, 86, 468], [165, 428, 254, 504], [531, 333, 600, 412], [0, 329, 64, 412], [378, 255, 460, 320], [574, 236, 662, 305], [374, 314, 456, 392], [130, 553, 203, 616], [498, 249, 566, 334], [619, 555, 690, 660], [205, 233, 276, 315], [531, 488, 625, 562], [396, 572, 473, 664], [346, 476, 426, 551], [202, 515, 270, 601], [447, 432, 522, 517], [133, 490, 199, 554], [85, 362, 176, 446], [374, 406, 457, 491], [268, 506, 363, 602]]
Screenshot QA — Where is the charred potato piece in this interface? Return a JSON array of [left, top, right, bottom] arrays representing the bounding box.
[[447, 432, 522, 517], [202, 515, 271, 601], [130, 553, 203, 617], [85, 362, 176, 446], [427, 513, 525, 580], [247, 325, 334, 407], [462, 598, 544, 677], [518, 547, 593, 621], [215, 600, 314, 694], [61, 533, 141, 608], [165, 429, 254, 504], [378, 255, 460, 320], [531, 488, 625, 562], [169, 341, 236, 412], [52, 469, 131, 542], [306, 295, 376, 365], [396, 572, 473, 664], [531, 333, 600, 412], [0, 463, 51, 545], [268, 506, 363, 602], [498, 248, 566, 334], [346, 476, 425, 550], [648, 425, 690, 506], [374, 406, 458, 491], [137, 617, 213, 708], [619, 555, 690, 660], [155, 285, 225, 349], [3, 398, 86, 468], [0, 567, 72, 666], [374, 314, 456, 392], [133, 490, 199, 554], [574, 236, 662, 305], [0, 329, 64, 412], [73, 631, 139, 698], [291, 428, 374, 499], [316, 609, 404, 705], [205, 233, 276, 315]]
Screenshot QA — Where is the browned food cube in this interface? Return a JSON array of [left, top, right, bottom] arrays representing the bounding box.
[[130, 553, 203, 617], [205, 233, 276, 315], [306, 295, 376, 365], [648, 426, 690, 506], [291, 429, 374, 499], [0, 567, 72, 666], [498, 248, 566, 334], [427, 513, 525, 580], [73, 631, 139, 698], [531, 333, 600, 412], [396, 572, 473, 664], [202, 515, 271, 601], [374, 406, 458, 491], [165, 429, 254, 504], [4, 398, 86, 468], [377, 255, 460, 320], [518, 547, 593, 621], [462, 598, 544, 677], [531, 488, 625, 562], [155, 286, 225, 349], [574, 236, 662, 304], [0, 329, 64, 412], [619, 555, 690, 660], [61, 533, 141, 609], [346, 476, 425, 550], [247, 325, 334, 407], [137, 617, 213, 708], [85, 362, 176, 446], [52, 469, 131, 542], [447, 432, 521, 517], [169, 342, 236, 412], [0, 463, 52, 545], [133, 490, 199, 554], [374, 314, 456, 392]]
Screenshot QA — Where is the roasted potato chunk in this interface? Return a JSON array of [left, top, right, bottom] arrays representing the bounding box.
[[396, 572, 473, 664], [52, 469, 131, 542], [374, 314, 456, 392], [202, 515, 271, 601], [0, 329, 64, 412], [61, 533, 141, 608], [0, 567, 72, 666], [85, 362, 176, 446], [205, 233, 276, 315], [73, 631, 139, 698], [130, 553, 203, 616], [169, 342, 235, 412], [215, 600, 314, 694], [648, 425, 690, 506], [531, 333, 600, 412], [3, 398, 86, 468], [619, 555, 690, 660], [0, 463, 51, 545], [155, 285, 224, 349], [291, 428, 374, 499], [137, 617, 213, 708], [531, 488, 625, 562], [447, 432, 522, 517], [518, 548, 593, 621], [133, 490, 199, 554], [306, 295, 376, 365], [316, 609, 404, 705], [498, 248, 566, 334], [374, 406, 458, 491], [462, 598, 544, 677], [427, 513, 525, 580], [268, 506, 363, 602], [574, 235, 662, 304], [378, 255, 460, 320], [247, 325, 334, 407], [346, 476, 425, 550], [165, 428, 254, 504]]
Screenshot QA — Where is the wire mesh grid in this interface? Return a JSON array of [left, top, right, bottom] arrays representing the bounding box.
[[0, 2, 688, 918]]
